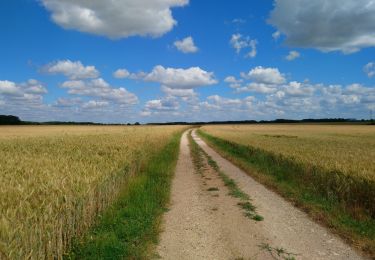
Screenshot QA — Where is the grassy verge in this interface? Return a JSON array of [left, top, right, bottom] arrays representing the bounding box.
[[197, 129, 375, 257], [188, 131, 262, 221], [188, 130, 206, 176], [67, 131, 183, 259]]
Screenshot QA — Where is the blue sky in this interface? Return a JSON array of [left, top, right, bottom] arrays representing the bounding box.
[[0, 0, 374, 123]]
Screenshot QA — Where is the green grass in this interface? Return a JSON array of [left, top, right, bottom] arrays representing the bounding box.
[[188, 131, 206, 176], [188, 130, 262, 222], [258, 243, 298, 260], [66, 132, 182, 259], [198, 129, 375, 256]]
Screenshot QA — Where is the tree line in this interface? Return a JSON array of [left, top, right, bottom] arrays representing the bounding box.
[[1, 114, 372, 126]]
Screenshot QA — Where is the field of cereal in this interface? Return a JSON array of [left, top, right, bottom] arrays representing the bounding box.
[[0, 125, 186, 259], [199, 124, 375, 254], [201, 124, 375, 179]]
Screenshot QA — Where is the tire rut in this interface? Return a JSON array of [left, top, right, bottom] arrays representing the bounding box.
[[156, 130, 365, 260]]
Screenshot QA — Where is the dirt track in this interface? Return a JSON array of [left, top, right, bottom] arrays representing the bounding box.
[[156, 130, 364, 260]]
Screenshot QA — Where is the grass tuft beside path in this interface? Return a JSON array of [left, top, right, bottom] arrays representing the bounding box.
[[197, 129, 375, 257], [189, 130, 262, 222], [67, 132, 182, 259]]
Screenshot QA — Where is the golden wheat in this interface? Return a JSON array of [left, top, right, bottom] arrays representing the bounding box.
[[201, 124, 375, 179], [0, 125, 186, 259]]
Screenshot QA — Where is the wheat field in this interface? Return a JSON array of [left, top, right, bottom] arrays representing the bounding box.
[[201, 124, 375, 179], [200, 124, 375, 221], [199, 124, 375, 255], [0, 125, 186, 259]]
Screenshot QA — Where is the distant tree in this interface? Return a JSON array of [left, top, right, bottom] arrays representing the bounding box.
[[134, 122, 140, 125], [0, 115, 22, 125]]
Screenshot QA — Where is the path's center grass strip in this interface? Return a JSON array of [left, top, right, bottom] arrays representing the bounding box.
[[189, 130, 206, 176], [197, 129, 375, 257], [258, 243, 299, 260], [67, 131, 183, 259], [188, 130, 263, 221]]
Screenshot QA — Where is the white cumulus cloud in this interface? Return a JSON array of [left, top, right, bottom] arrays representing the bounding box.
[[243, 66, 286, 85], [272, 31, 281, 40], [174, 36, 199, 53], [54, 97, 82, 107], [230, 34, 257, 58], [226, 66, 318, 98], [286, 51, 300, 61], [43, 60, 99, 79], [364, 62, 375, 78], [82, 100, 109, 109], [240, 83, 278, 94], [0, 79, 48, 113], [113, 69, 130, 79], [269, 0, 375, 54], [0, 79, 48, 96], [41, 0, 188, 39], [0, 80, 21, 95], [227, 67, 286, 94], [207, 95, 242, 106], [284, 81, 315, 96], [21, 79, 48, 94], [144, 97, 179, 112], [224, 76, 242, 84], [61, 78, 138, 105], [143, 65, 217, 89], [161, 86, 196, 98]]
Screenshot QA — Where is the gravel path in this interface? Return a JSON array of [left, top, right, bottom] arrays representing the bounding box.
[[156, 130, 365, 260]]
